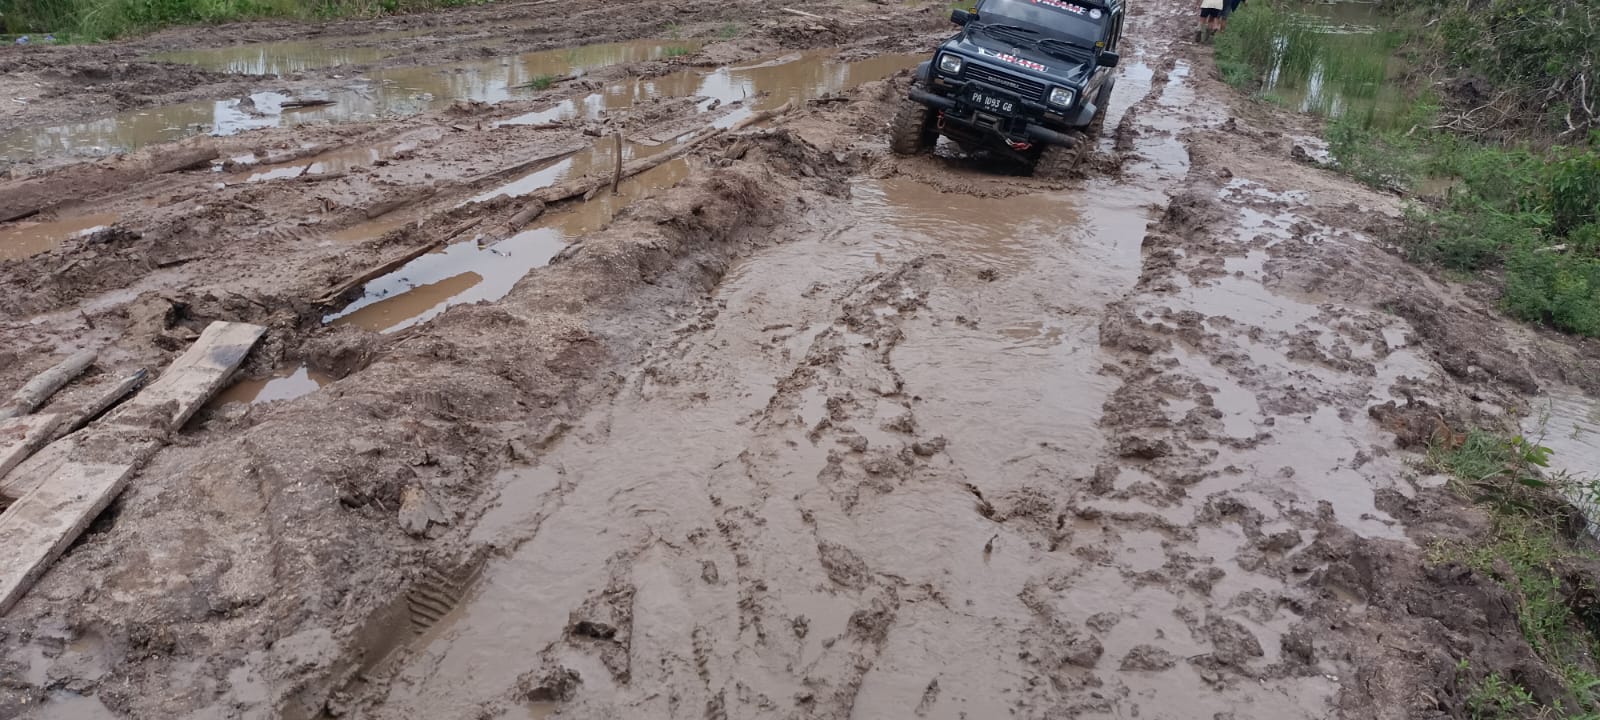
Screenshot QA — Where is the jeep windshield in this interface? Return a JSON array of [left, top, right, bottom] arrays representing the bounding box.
[[976, 0, 1104, 46]]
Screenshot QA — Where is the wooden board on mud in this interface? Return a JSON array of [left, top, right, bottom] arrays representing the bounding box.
[[0, 321, 264, 616], [0, 414, 66, 482]]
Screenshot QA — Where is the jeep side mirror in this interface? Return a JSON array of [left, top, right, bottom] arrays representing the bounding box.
[[1099, 51, 1120, 67], [951, 9, 973, 25]]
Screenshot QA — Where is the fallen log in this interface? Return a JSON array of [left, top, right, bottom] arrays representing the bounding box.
[[465, 145, 585, 192], [316, 217, 481, 306], [281, 98, 336, 109], [0, 369, 144, 485], [782, 7, 828, 19], [0, 144, 219, 222], [147, 144, 221, 174], [0, 349, 97, 421]]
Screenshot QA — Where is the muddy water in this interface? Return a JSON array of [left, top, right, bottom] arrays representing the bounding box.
[[149, 41, 397, 75], [496, 51, 927, 128], [213, 364, 335, 406], [368, 42, 1176, 708], [325, 51, 923, 334], [327, 157, 693, 333], [0, 39, 700, 161], [0, 213, 117, 261], [371, 163, 1148, 716]]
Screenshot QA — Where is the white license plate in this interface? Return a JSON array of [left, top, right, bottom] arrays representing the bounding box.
[[969, 91, 1016, 114]]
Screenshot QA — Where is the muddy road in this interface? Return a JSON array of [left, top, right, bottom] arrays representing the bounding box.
[[3, 0, 1596, 718]]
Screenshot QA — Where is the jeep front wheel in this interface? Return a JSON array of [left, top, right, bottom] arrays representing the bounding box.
[[1032, 132, 1088, 178], [889, 98, 937, 156]]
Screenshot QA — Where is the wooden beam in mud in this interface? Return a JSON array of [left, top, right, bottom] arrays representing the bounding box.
[[0, 349, 97, 421], [0, 370, 148, 498], [0, 321, 264, 616], [0, 414, 65, 481], [99, 322, 265, 432], [0, 458, 145, 615], [55, 368, 149, 438], [0, 145, 220, 223]]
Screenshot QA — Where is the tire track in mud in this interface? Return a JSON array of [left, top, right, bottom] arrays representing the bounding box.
[[349, 5, 1224, 718]]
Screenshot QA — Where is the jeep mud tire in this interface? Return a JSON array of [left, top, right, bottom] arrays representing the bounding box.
[[889, 97, 938, 156], [1032, 131, 1089, 178]]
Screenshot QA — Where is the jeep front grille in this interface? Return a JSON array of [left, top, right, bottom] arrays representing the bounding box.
[[964, 64, 1046, 104]]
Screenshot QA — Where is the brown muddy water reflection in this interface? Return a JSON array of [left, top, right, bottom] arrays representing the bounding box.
[[324, 51, 922, 335], [1, 39, 703, 161], [0, 213, 117, 261]]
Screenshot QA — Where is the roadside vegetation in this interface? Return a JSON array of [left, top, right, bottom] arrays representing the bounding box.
[[0, 0, 486, 39], [1425, 426, 1600, 718], [1214, 0, 1600, 338]]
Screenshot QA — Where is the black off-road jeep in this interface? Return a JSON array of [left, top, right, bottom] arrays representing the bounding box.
[[890, 0, 1126, 174]]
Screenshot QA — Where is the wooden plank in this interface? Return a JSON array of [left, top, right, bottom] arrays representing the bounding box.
[[0, 436, 74, 501], [0, 460, 141, 615], [102, 322, 266, 433], [0, 321, 264, 616], [0, 349, 97, 421], [55, 369, 148, 438], [0, 414, 65, 482]]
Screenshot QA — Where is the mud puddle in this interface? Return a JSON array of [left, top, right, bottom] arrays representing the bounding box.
[[144, 30, 424, 75], [0, 213, 117, 261], [496, 50, 926, 128], [0, 39, 700, 161], [213, 364, 336, 406], [364, 143, 1177, 713], [323, 51, 923, 336], [328, 157, 693, 334]]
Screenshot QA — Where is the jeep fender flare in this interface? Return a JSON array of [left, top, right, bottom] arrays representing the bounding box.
[[913, 60, 933, 85], [1068, 102, 1099, 127]]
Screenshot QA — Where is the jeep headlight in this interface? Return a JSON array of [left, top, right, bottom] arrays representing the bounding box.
[[937, 53, 964, 75], [1048, 87, 1075, 108]]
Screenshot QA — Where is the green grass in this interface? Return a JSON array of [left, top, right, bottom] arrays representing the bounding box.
[[515, 73, 557, 90], [1, 0, 487, 39], [1213, 3, 1600, 339], [716, 22, 738, 40], [1213, 1, 1404, 131], [1426, 428, 1600, 717], [662, 45, 692, 58]]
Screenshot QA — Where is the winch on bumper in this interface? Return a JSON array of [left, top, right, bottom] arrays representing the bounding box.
[[907, 65, 1093, 154]]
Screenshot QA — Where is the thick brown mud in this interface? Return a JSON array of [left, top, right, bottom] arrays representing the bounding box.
[[5, 0, 1600, 718]]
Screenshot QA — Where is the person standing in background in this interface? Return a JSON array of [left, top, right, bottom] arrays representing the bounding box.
[[1222, 0, 1244, 30], [1198, 0, 1225, 41]]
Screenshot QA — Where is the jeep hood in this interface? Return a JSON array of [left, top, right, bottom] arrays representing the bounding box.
[[946, 29, 1092, 84]]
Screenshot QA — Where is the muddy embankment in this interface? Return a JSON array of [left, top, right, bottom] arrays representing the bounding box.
[[6, 0, 1600, 718]]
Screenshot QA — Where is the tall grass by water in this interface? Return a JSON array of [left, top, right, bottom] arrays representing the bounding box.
[[1, 0, 483, 39], [1215, 1, 1402, 129]]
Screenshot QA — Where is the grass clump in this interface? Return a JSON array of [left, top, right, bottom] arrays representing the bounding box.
[[1426, 428, 1600, 717], [716, 22, 738, 39], [516, 73, 557, 90], [662, 45, 692, 58]]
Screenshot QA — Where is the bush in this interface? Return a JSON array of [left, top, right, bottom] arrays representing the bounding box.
[[1504, 249, 1600, 337]]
